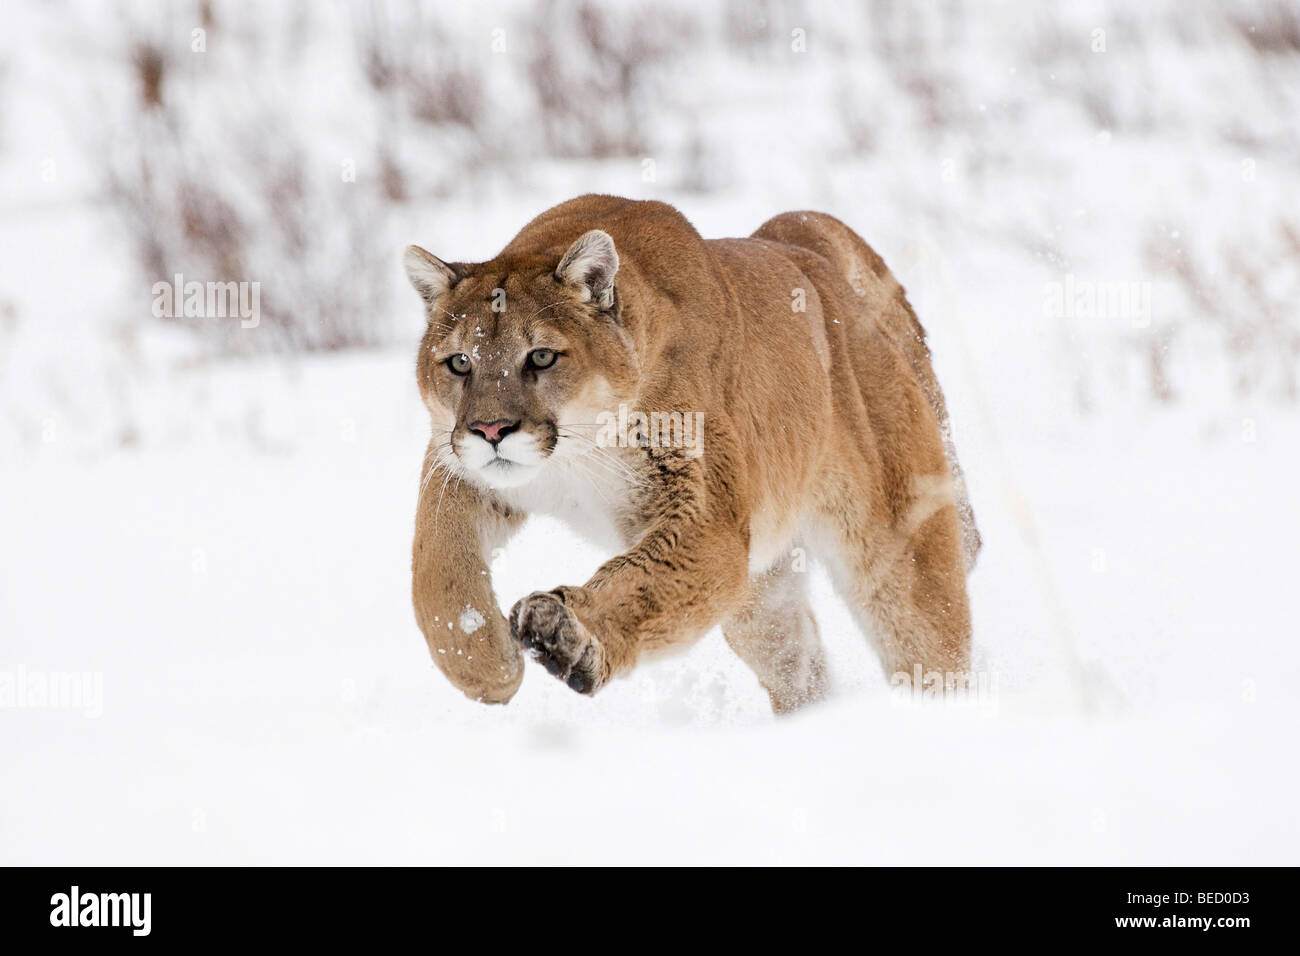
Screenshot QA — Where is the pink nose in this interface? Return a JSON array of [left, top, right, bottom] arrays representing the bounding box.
[[469, 419, 518, 445]]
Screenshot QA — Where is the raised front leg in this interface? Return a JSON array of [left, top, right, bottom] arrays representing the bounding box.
[[509, 455, 751, 694], [413, 448, 525, 703]]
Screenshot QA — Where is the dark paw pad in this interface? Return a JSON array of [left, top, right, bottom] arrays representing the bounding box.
[[509, 591, 604, 695]]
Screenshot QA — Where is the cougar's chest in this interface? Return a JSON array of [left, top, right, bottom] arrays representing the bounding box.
[[495, 454, 634, 553]]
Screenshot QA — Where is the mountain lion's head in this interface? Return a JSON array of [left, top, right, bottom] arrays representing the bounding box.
[[403, 230, 638, 489]]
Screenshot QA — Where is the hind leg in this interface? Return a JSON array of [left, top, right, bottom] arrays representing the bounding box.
[[816, 479, 971, 686], [722, 560, 829, 714]]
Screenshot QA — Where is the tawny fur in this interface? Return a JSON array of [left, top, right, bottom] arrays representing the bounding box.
[[406, 194, 978, 711]]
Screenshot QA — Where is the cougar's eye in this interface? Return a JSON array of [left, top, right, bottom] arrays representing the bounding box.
[[447, 353, 471, 375], [528, 348, 557, 370]]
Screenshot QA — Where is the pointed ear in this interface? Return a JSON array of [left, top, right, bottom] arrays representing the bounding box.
[[555, 230, 619, 310], [403, 245, 459, 304]]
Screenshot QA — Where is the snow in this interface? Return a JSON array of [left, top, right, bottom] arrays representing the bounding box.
[[459, 607, 486, 635], [2, 352, 1295, 864], [1, 0, 1298, 864]]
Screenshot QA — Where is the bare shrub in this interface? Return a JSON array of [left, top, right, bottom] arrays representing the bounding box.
[[1145, 222, 1300, 402], [130, 40, 167, 109], [101, 7, 397, 354], [866, 0, 965, 136], [526, 0, 696, 158], [722, 0, 789, 56], [1226, 1, 1300, 55], [356, 7, 484, 132]]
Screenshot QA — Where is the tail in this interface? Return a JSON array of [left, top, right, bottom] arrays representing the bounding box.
[[889, 292, 982, 572]]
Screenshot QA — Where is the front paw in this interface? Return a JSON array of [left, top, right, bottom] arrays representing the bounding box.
[[509, 590, 606, 695]]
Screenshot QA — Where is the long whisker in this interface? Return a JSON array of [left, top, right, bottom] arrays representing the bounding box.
[[563, 456, 621, 511], [417, 450, 452, 506], [578, 456, 645, 496], [417, 437, 458, 508], [432, 463, 458, 529], [556, 427, 636, 463], [556, 430, 648, 487], [529, 301, 567, 320]]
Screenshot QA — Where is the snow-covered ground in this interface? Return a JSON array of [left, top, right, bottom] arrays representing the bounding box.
[[3, 356, 1297, 865], [2, 1, 1298, 864]]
